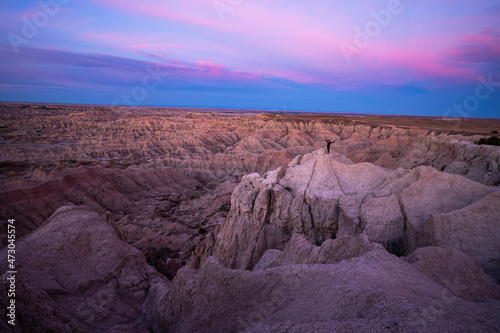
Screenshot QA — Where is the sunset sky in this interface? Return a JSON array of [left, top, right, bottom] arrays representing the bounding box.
[[1, 0, 499, 117]]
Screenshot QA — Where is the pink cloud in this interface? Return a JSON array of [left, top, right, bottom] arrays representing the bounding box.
[[171, 60, 271, 81], [446, 29, 500, 65]]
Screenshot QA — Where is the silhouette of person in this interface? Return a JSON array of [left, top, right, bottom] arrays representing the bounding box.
[[325, 139, 335, 154]]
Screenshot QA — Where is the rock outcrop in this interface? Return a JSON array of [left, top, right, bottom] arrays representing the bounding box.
[[0, 205, 169, 332], [202, 149, 499, 277]]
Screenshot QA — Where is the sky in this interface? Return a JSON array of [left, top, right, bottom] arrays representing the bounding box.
[[1, 0, 499, 117]]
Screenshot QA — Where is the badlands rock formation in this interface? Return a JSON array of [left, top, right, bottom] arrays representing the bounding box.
[[201, 150, 499, 279], [1, 104, 499, 187], [1, 104, 500, 332]]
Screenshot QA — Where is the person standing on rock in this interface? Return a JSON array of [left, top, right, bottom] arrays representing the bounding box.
[[325, 139, 335, 154]]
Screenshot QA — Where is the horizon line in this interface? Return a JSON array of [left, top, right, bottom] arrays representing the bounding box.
[[2, 100, 500, 120]]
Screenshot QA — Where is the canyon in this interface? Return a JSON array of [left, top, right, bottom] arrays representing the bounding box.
[[1, 103, 499, 332]]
